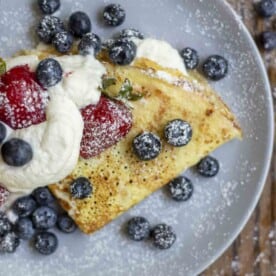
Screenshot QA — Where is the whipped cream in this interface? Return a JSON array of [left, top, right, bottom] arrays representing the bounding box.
[[133, 38, 187, 75]]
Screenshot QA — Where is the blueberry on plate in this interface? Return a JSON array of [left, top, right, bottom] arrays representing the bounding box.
[[33, 231, 58, 255], [103, 4, 126, 27], [32, 206, 57, 229], [164, 119, 192, 147], [151, 224, 176, 250], [259, 31, 276, 51], [180, 47, 199, 70], [52, 31, 74, 53], [57, 214, 77, 233], [78, 33, 102, 56], [70, 177, 93, 199], [197, 156, 220, 177], [0, 212, 12, 237], [0, 232, 20, 253], [127, 216, 150, 241], [68, 11, 92, 38], [202, 55, 228, 81], [36, 58, 63, 88], [13, 196, 37, 218], [117, 28, 144, 40], [109, 39, 137, 65], [1, 138, 33, 167], [0, 122, 7, 144], [32, 187, 55, 206], [133, 132, 162, 161], [101, 39, 116, 51], [36, 15, 64, 44], [255, 0, 276, 18], [14, 218, 35, 240], [38, 0, 61, 15], [168, 176, 193, 202]]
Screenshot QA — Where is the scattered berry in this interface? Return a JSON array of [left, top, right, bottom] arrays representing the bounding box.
[[38, 0, 61, 15], [109, 39, 137, 65], [78, 33, 102, 56], [68, 11, 92, 38], [259, 31, 276, 51], [255, 0, 276, 18], [127, 217, 150, 241], [0, 65, 48, 129], [36, 58, 63, 88], [1, 138, 33, 167], [133, 132, 162, 161], [151, 224, 176, 250], [12, 196, 37, 218], [32, 206, 57, 229], [164, 119, 192, 147], [36, 15, 64, 44], [80, 96, 132, 158], [32, 187, 55, 206], [101, 39, 115, 51], [168, 176, 193, 202], [0, 212, 12, 237], [14, 218, 35, 240], [180, 47, 199, 70], [117, 28, 144, 40], [33, 231, 58, 255], [103, 4, 126, 27], [202, 55, 228, 81], [70, 177, 93, 199], [0, 232, 20, 253], [57, 214, 77, 233], [52, 31, 74, 53], [197, 156, 220, 177], [0, 122, 7, 144]]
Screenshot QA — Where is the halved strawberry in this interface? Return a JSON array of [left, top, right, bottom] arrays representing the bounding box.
[[0, 65, 48, 129], [80, 96, 133, 159]]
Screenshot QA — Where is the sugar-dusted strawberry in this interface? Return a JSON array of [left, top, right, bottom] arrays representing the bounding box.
[[0, 185, 9, 207], [0, 65, 49, 129], [80, 96, 132, 159]]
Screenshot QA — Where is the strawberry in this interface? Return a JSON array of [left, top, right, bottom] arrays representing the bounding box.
[[80, 95, 132, 159], [0, 185, 9, 207], [0, 65, 48, 129]]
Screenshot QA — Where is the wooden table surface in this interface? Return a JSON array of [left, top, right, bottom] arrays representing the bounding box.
[[202, 1, 276, 275]]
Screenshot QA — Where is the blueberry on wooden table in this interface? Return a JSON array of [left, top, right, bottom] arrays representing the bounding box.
[[68, 11, 92, 38], [32, 206, 58, 229], [78, 33, 102, 56], [33, 231, 58, 255], [52, 31, 74, 53], [38, 0, 61, 15], [14, 218, 35, 240], [127, 217, 151, 241], [259, 31, 276, 51], [197, 156, 220, 177], [151, 224, 176, 250], [12, 196, 37, 218], [180, 47, 199, 70], [202, 55, 228, 81], [57, 214, 77, 233], [103, 4, 126, 27], [32, 187, 55, 206], [168, 176, 193, 202], [254, 0, 276, 18], [70, 177, 93, 199]]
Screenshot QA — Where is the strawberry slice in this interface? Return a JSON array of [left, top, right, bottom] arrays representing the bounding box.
[[80, 96, 133, 159], [0, 65, 48, 129], [0, 185, 9, 207]]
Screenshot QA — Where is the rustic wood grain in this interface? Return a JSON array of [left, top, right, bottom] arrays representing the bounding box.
[[202, 1, 276, 275]]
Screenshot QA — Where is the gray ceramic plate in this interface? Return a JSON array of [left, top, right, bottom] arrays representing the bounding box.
[[0, 0, 273, 275]]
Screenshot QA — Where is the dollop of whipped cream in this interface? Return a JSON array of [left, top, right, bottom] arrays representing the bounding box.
[[132, 38, 187, 75]]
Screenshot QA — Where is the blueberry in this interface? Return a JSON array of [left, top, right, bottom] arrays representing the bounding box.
[[180, 47, 199, 70], [0, 122, 7, 144], [1, 138, 33, 167], [127, 216, 150, 241], [36, 15, 64, 44], [133, 132, 162, 161], [57, 214, 77, 233], [52, 31, 74, 53], [32, 187, 55, 206], [101, 39, 116, 51], [78, 33, 102, 56], [68, 11, 91, 38], [164, 119, 192, 147], [14, 218, 35, 240], [0, 212, 12, 237], [202, 55, 228, 81], [109, 39, 137, 65], [36, 58, 63, 88], [70, 177, 93, 199], [0, 232, 20, 253], [255, 0, 276, 18], [117, 28, 144, 40], [32, 206, 57, 229], [151, 224, 176, 250], [103, 4, 126, 27], [38, 0, 60, 15], [168, 176, 193, 202], [33, 231, 58, 255], [197, 156, 220, 177], [259, 31, 276, 51], [13, 196, 37, 218]]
